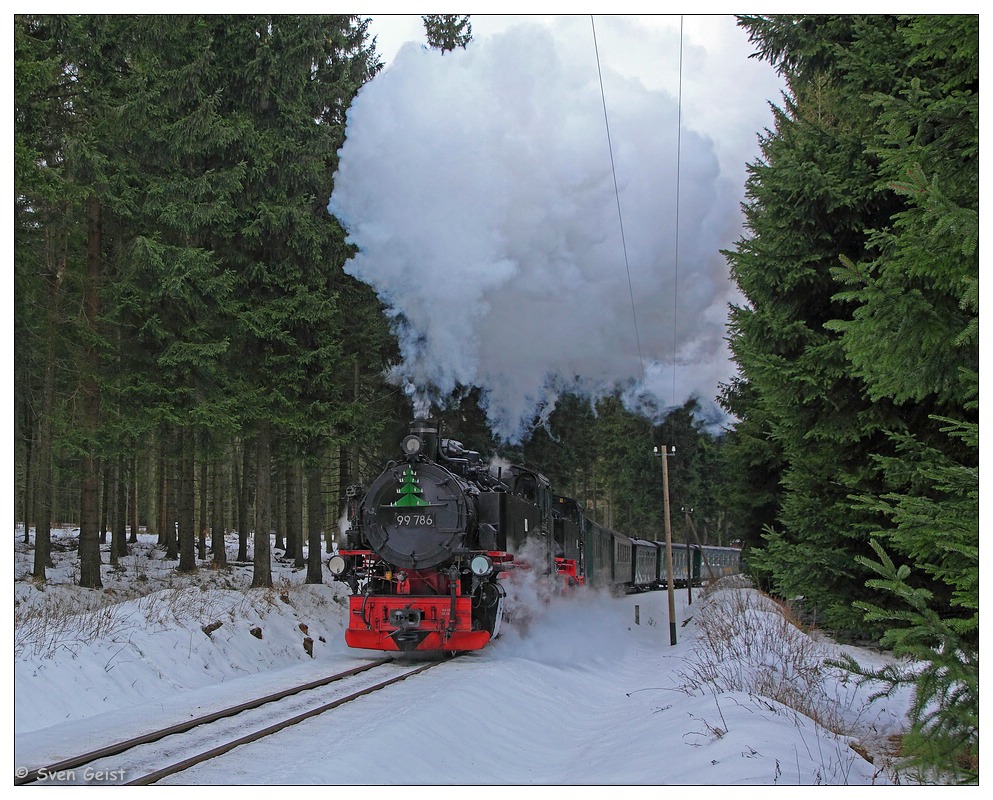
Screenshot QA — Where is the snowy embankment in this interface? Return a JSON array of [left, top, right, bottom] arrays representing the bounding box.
[[13, 527, 914, 786]]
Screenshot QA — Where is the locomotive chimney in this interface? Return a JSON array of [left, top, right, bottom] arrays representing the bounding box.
[[407, 418, 440, 461]]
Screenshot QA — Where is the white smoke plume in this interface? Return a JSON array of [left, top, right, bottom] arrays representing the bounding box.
[[330, 19, 769, 441]]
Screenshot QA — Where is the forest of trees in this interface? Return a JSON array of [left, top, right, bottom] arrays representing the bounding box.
[[14, 15, 396, 588], [13, 14, 978, 781]]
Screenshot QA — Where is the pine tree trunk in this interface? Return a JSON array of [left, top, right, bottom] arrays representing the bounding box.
[[157, 446, 168, 548], [32, 337, 56, 579], [78, 194, 103, 589], [164, 456, 179, 559], [274, 466, 285, 553], [112, 455, 128, 564], [117, 455, 129, 558], [251, 422, 273, 588], [336, 441, 349, 545], [109, 463, 118, 566], [285, 460, 305, 565], [21, 398, 33, 545], [178, 427, 197, 572], [328, 452, 338, 552], [100, 460, 110, 544], [230, 444, 240, 554], [32, 224, 68, 575], [129, 453, 139, 543], [143, 447, 156, 542], [305, 461, 323, 584], [161, 429, 179, 559], [237, 440, 251, 562], [211, 450, 227, 567], [292, 460, 305, 568], [79, 456, 103, 588], [283, 460, 296, 560], [197, 455, 207, 560]]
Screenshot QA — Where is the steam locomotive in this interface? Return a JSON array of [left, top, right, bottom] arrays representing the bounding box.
[[328, 418, 740, 654]]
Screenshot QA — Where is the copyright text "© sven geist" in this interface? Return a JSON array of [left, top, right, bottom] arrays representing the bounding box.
[[17, 766, 128, 783]]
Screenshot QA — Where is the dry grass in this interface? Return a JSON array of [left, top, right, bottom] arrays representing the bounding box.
[[678, 577, 899, 784], [682, 579, 838, 723]]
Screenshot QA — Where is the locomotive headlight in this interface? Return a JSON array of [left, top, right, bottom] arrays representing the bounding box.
[[328, 555, 348, 576], [401, 435, 423, 457], [470, 555, 493, 577]]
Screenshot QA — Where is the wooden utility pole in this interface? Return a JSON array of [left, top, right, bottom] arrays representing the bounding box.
[[656, 445, 677, 646]]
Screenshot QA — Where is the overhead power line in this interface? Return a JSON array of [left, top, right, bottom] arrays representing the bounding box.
[[591, 16, 645, 385], [591, 15, 684, 419]]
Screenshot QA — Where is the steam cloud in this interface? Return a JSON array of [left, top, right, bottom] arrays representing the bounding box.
[[330, 20, 756, 441]]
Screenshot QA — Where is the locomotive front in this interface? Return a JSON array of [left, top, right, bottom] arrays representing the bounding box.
[[328, 420, 507, 653]]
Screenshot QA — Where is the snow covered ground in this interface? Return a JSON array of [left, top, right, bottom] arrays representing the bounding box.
[[13, 526, 916, 786]]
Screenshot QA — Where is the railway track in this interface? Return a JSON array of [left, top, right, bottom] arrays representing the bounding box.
[[15, 656, 446, 786]]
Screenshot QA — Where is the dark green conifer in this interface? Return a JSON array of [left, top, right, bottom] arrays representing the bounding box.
[[422, 15, 472, 53]]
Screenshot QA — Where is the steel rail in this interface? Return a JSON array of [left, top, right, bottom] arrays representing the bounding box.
[[126, 660, 442, 785], [14, 657, 392, 786]]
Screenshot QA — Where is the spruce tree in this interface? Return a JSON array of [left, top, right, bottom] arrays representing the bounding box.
[[726, 15, 950, 632], [422, 15, 472, 53]]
